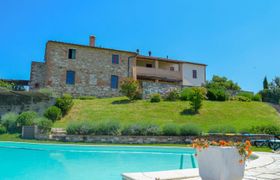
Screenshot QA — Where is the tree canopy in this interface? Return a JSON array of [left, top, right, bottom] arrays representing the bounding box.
[[206, 75, 241, 91]]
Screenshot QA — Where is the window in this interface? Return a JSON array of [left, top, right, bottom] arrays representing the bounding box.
[[66, 71, 75, 85], [112, 54, 119, 64], [68, 49, 76, 59], [170, 67, 175, 71], [146, 64, 153, 68], [111, 75, 119, 89], [192, 70, 197, 79]]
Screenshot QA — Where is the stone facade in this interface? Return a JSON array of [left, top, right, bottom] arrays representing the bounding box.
[[30, 61, 46, 89], [141, 81, 182, 98], [30, 41, 137, 97]]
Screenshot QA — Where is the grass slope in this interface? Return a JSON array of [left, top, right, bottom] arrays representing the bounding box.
[[54, 97, 280, 132]]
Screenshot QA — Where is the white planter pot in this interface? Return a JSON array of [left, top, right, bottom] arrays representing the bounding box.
[[196, 146, 245, 180]]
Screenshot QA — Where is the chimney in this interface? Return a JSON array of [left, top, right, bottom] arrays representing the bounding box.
[[89, 35, 96, 47], [148, 51, 152, 56], [136, 49, 140, 54]]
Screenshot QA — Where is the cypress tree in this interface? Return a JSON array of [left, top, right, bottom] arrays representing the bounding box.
[[263, 76, 269, 90]]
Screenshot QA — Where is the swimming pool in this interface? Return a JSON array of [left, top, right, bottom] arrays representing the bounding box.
[[0, 142, 197, 180]]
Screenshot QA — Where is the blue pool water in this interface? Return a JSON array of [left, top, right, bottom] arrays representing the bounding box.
[[0, 142, 197, 180]]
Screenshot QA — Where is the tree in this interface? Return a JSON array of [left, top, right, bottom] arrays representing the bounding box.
[[189, 87, 207, 113], [120, 78, 141, 100], [206, 75, 240, 91], [263, 76, 269, 90]]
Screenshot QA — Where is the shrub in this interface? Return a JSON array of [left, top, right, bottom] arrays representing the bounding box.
[[207, 88, 229, 101], [237, 92, 254, 100], [162, 124, 179, 136], [150, 94, 161, 103], [208, 125, 236, 134], [165, 89, 180, 101], [0, 112, 18, 133], [66, 121, 96, 135], [250, 125, 280, 135], [78, 96, 96, 100], [180, 124, 202, 136], [38, 88, 54, 97], [260, 88, 280, 104], [36, 117, 53, 133], [96, 121, 121, 135], [231, 96, 251, 102], [120, 78, 141, 100], [55, 94, 74, 115], [180, 88, 193, 101], [44, 106, 62, 121], [121, 123, 161, 136], [0, 125, 7, 134], [252, 93, 262, 101], [16, 111, 38, 127], [189, 87, 207, 113]]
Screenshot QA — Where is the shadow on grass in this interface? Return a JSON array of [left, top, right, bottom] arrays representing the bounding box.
[[112, 99, 132, 105], [180, 108, 197, 115]]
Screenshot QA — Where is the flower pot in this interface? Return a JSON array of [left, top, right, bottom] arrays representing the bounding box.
[[196, 146, 245, 180]]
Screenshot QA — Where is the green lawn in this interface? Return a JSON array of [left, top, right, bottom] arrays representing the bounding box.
[[54, 97, 280, 132]]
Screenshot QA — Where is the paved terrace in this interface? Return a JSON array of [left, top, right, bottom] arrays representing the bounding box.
[[122, 152, 280, 180]]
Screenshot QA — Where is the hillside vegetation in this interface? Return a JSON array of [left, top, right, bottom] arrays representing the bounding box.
[[54, 97, 280, 132]]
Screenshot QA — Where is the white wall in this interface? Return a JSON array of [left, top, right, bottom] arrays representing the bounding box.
[[182, 63, 206, 86]]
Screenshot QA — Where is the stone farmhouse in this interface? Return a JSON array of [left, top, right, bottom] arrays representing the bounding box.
[[30, 36, 207, 97]]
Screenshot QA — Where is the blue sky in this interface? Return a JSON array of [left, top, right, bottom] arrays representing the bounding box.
[[0, 0, 280, 92]]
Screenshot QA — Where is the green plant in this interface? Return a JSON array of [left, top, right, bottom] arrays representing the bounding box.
[[120, 78, 141, 100], [0, 124, 7, 134], [16, 111, 38, 127], [207, 88, 229, 101], [206, 75, 241, 91], [180, 124, 202, 136], [252, 94, 262, 101], [44, 106, 62, 121], [36, 117, 53, 133], [231, 96, 251, 102], [0, 112, 19, 133], [96, 121, 121, 135], [55, 94, 74, 115], [0, 80, 14, 90], [150, 93, 161, 103], [250, 125, 280, 135], [121, 123, 161, 136], [162, 124, 179, 136], [189, 87, 207, 113], [263, 76, 269, 90], [66, 121, 96, 135], [180, 88, 193, 101], [38, 88, 54, 97], [237, 92, 254, 100], [143, 123, 162, 136], [165, 89, 180, 101], [208, 125, 236, 134], [78, 96, 96, 100]]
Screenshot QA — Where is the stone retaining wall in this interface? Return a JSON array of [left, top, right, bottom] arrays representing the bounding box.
[[35, 134, 274, 144]]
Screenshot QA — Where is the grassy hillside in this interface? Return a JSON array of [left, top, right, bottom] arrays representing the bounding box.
[[54, 97, 280, 132]]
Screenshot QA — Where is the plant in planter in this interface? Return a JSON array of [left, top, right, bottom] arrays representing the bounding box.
[[192, 139, 252, 180]]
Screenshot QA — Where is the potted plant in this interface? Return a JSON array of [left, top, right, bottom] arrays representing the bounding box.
[[193, 139, 252, 180]]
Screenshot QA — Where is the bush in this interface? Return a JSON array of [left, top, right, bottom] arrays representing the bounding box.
[[150, 94, 161, 103], [0, 112, 18, 133], [208, 125, 236, 134], [252, 93, 262, 102], [121, 123, 161, 136], [0, 125, 7, 134], [16, 111, 38, 127], [180, 88, 193, 101], [96, 121, 121, 135], [250, 125, 280, 135], [36, 117, 53, 133], [55, 94, 74, 115], [189, 87, 207, 113], [78, 96, 96, 100], [180, 124, 202, 136], [38, 88, 54, 97], [66, 121, 96, 135], [44, 106, 62, 121], [120, 78, 141, 101], [165, 89, 180, 101], [207, 88, 229, 101], [260, 88, 280, 104], [237, 92, 254, 100], [231, 96, 251, 102], [162, 124, 179, 136]]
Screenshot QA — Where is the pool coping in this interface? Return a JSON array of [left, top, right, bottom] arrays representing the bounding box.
[[121, 152, 276, 180]]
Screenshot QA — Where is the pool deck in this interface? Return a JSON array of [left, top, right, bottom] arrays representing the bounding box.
[[122, 152, 280, 180]]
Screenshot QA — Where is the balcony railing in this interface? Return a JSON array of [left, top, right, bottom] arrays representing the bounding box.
[[136, 66, 182, 81]]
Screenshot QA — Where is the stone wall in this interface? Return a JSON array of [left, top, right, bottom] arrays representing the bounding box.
[[35, 134, 274, 144], [30, 61, 46, 90], [41, 41, 136, 97], [0, 91, 55, 117], [141, 81, 182, 98]]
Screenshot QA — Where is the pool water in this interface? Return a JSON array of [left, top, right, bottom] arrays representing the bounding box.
[[0, 142, 197, 180]]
